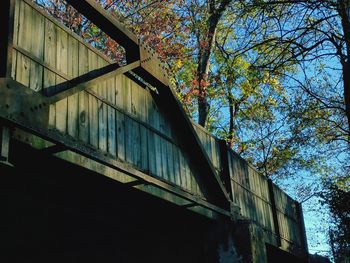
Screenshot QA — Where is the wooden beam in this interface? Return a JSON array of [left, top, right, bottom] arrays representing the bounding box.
[[64, 0, 140, 62], [49, 60, 140, 103], [0, 0, 15, 77]]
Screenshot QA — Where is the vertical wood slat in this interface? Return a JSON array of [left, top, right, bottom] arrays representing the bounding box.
[[78, 43, 89, 143], [160, 137, 168, 180], [115, 74, 124, 109], [166, 140, 174, 183], [123, 75, 132, 113], [55, 28, 68, 133], [67, 36, 79, 138], [116, 110, 125, 161], [88, 50, 98, 147], [107, 78, 116, 157], [18, 0, 31, 52], [29, 6, 44, 92], [147, 129, 156, 175], [16, 0, 31, 86], [140, 125, 148, 172], [97, 57, 107, 152], [173, 145, 181, 186], [11, 0, 20, 79]]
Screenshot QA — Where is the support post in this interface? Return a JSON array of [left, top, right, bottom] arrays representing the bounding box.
[[0, 0, 15, 77], [0, 126, 12, 166]]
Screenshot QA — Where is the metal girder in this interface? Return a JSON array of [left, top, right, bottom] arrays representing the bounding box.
[[64, 0, 140, 62], [0, 78, 49, 132], [139, 42, 169, 86]]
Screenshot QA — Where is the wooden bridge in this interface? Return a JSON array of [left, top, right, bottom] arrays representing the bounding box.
[[0, 0, 308, 262]]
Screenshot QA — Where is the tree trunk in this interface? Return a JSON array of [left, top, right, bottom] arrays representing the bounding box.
[[227, 92, 235, 148], [197, 0, 232, 127], [197, 15, 218, 127], [338, 0, 350, 133]]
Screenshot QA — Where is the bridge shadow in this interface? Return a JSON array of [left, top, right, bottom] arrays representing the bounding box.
[[1, 140, 218, 263]]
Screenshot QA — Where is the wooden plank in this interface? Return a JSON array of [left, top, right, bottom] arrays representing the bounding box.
[[173, 145, 181, 186], [98, 57, 108, 152], [44, 18, 56, 68], [166, 140, 175, 183], [25, 5, 44, 91], [15, 52, 30, 87], [154, 134, 162, 178], [88, 91, 98, 147], [160, 137, 168, 180], [17, 0, 31, 52], [116, 110, 125, 161], [67, 36, 79, 138], [88, 50, 98, 147], [16, 2, 30, 84], [55, 76, 68, 133], [123, 75, 132, 113], [124, 116, 141, 167], [56, 28, 68, 75], [115, 74, 124, 108], [178, 150, 186, 189], [11, 50, 17, 80], [184, 153, 191, 191], [44, 69, 56, 127], [29, 60, 43, 92], [130, 80, 138, 116], [78, 43, 89, 143], [139, 87, 148, 123], [54, 27, 68, 133], [125, 116, 133, 164], [140, 125, 149, 172], [147, 129, 156, 175], [98, 80, 107, 152], [132, 120, 141, 167], [11, 0, 20, 79], [31, 6, 44, 59], [106, 78, 116, 157]]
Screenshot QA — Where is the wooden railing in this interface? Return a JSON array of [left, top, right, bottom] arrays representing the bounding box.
[[193, 123, 305, 251]]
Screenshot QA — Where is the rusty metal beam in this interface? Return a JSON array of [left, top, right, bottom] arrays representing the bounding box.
[[64, 0, 140, 62]]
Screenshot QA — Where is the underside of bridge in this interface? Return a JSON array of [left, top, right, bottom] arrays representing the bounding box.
[[1, 139, 243, 263]]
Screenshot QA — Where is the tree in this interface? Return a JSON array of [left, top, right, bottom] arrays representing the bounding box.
[[233, 0, 350, 137], [321, 181, 350, 262]]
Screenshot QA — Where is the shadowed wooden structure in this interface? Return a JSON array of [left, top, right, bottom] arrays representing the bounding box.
[[0, 0, 309, 262]]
